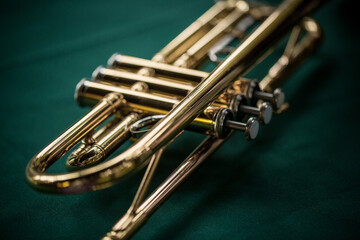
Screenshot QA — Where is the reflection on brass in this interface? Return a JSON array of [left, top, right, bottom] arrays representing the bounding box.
[[25, 1, 324, 239]]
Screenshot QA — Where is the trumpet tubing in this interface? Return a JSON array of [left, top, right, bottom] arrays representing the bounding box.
[[25, 0, 324, 239]]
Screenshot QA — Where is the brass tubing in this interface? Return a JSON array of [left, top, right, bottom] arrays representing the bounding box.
[[108, 54, 208, 82], [104, 135, 225, 240], [76, 79, 219, 134], [26, 0, 323, 194], [259, 17, 323, 91], [76, 79, 178, 113], [130, 0, 323, 163], [93, 67, 194, 96], [27, 93, 123, 174], [96, 114, 138, 154], [152, 1, 229, 63], [66, 118, 121, 170], [74, 6, 238, 171], [66, 113, 141, 170], [174, 2, 250, 68], [100, 0, 322, 189]]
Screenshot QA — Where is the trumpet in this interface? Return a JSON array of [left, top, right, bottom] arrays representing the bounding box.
[[25, 0, 324, 239]]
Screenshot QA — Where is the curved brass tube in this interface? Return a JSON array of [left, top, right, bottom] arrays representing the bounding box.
[[26, 0, 323, 194]]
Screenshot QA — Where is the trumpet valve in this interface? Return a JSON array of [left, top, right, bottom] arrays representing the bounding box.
[[225, 117, 259, 141], [239, 102, 273, 125], [253, 88, 285, 110], [214, 108, 259, 140]]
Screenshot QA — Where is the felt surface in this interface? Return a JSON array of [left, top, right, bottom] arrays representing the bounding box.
[[1, 0, 359, 239]]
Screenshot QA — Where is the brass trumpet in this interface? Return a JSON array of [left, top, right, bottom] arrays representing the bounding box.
[[25, 0, 324, 239]]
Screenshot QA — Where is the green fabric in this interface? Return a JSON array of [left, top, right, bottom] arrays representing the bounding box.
[[1, 0, 359, 239]]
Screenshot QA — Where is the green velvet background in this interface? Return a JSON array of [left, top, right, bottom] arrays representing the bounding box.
[[1, 0, 359, 239]]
